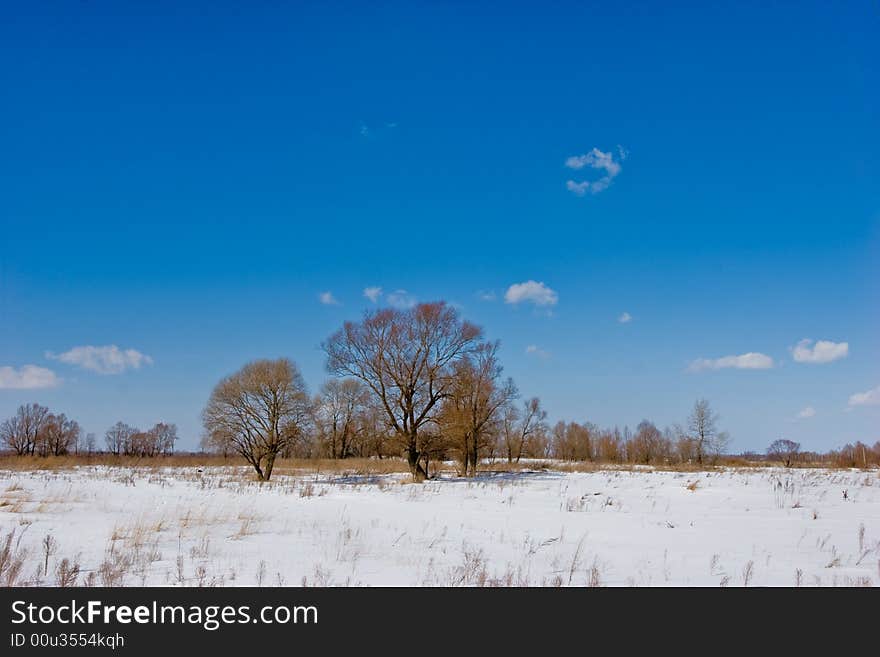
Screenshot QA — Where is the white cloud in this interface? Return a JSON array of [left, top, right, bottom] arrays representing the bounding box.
[[476, 290, 496, 302], [688, 352, 774, 372], [566, 180, 592, 196], [319, 291, 340, 306], [47, 345, 153, 375], [791, 339, 848, 364], [359, 121, 397, 138], [848, 385, 880, 408], [797, 406, 816, 419], [565, 146, 626, 195], [504, 280, 558, 306], [525, 345, 550, 359], [618, 312, 632, 324], [363, 287, 382, 303], [386, 289, 417, 309], [0, 365, 60, 389]]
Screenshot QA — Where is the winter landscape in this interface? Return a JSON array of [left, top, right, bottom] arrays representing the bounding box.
[[2, 4, 877, 596], [1, 461, 877, 587]]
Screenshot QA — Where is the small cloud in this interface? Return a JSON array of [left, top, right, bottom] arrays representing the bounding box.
[[0, 365, 60, 389], [504, 280, 558, 307], [791, 339, 848, 364], [848, 385, 880, 408], [386, 289, 417, 309], [688, 352, 774, 372], [363, 287, 382, 303], [618, 312, 632, 324], [476, 290, 496, 302], [565, 146, 625, 195], [525, 345, 550, 359], [319, 291, 340, 306], [566, 180, 592, 196], [796, 406, 816, 419], [47, 345, 153, 375], [359, 121, 397, 139]]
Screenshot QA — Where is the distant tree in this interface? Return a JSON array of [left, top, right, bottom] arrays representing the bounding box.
[[686, 399, 729, 464], [199, 430, 232, 458], [629, 420, 664, 464], [40, 413, 80, 456], [552, 421, 594, 461], [202, 358, 311, 481], [441, 341, 517, 476], [105, 422, 137, 456], [594, 427, 623, 463], [324, 302, 482, 481], [767, 439, 801, 467], [314, 378, 370, 459], [501, 397, 547, 464], [150, 422, 178, 455], [0, 403, 50, 456], [124, 423, 178, 457], [358, 400, 392, 459]]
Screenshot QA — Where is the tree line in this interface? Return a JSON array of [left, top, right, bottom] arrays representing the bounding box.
[[0, 402, 177, 457], [4, 302, 876, 479], [200, 301, 735, 481]]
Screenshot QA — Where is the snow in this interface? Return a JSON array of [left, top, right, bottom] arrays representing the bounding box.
[[1, 465, 878, 586]]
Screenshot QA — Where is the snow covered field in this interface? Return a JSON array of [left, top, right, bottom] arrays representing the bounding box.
[[1, 465, 878, 586]]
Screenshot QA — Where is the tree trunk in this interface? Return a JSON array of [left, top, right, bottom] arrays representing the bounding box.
[[460, 435, 470, 477], [406, 443, 427, 482], [470, 438, 479, 478], [264, 453, 276, 481]]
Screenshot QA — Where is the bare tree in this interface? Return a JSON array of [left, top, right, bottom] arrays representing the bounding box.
[[501, 397, 547, 463], [150, 422, 178, 455], [552, 420, 594, 461], [628, 420, 665, 464], [594, 427, 623, 462], [40, 413, 80, 456], [105, 422, 137, 456], [359, 400, 392, 459], [0, 404, 50, 456], [324, 302, 482, 481], [314, 378, 370, 459], [202, 358, 311, 481], [441, 341, 517, 476], [687, 399, 729, 464], [767, 439, 801, 467], [123, 423, 178, 457]]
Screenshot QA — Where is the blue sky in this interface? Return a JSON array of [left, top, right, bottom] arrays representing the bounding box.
[[1, 1, 878, 452]]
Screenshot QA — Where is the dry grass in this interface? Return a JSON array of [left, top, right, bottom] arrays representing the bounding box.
[[0, 528, 30, 586], [1, 452, 874, 481]]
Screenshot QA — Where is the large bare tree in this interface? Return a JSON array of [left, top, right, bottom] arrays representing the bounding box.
[[202, 358, 311, 481], [324, 302, 482, 481]]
